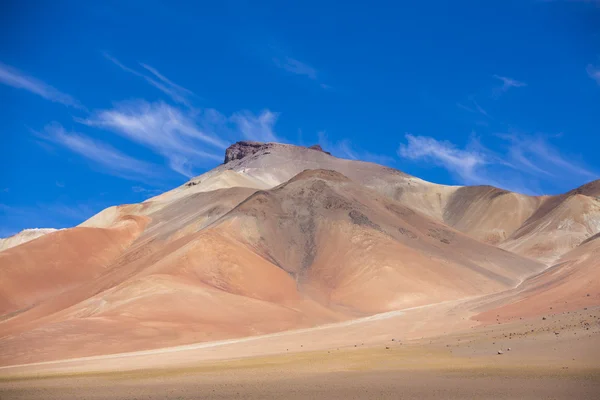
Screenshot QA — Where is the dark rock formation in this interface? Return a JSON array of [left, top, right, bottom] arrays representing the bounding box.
[[308, 144, 331, 155], [224, 141, 331, 164], [224, 141, 269, 164]]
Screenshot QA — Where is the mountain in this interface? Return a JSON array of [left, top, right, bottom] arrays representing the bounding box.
[[0, 141, 597, 366], [0, 228, 58, 252], [172, 141, 600, 263], [476, 231, 600, 323], [500, 180, 600, 264]]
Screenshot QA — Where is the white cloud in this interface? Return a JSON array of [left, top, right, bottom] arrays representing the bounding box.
[[493, 75, 527, 97], [0, 62, 83, 109], [398, 133, 596, 194], [587, 64, 600, 85], [231, 110, 279, 143], [132, 186, 161, 196], [457, 98, 491, 118], [78, 100, 281, 177], [398, 134, 488, 185], [104, 53, 195, 107], [77, 101, 226, 177], [497, 133, 596, 179], [318, 131, 394, 166], [273, 55, 331, 88], [274, 57, 317, 80], [140, 63, 194, 97], [39, 123, 159, 181]]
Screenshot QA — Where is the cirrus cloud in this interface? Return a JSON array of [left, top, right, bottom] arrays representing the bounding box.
[[398, 132, 597, 195], [0, 61, 84, 109]]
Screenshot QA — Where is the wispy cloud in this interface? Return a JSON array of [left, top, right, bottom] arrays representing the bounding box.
[[0, 62, 84, 109], [77, 100, 226, 177], [318, 131, 394, 166], [131, 185, 162, 196], [77, 100, 281, 177], [493, 74, 527, 97], [457, 97, 491, 118], [587, 64, 600, 85], [497, 133, 597, 179], [104, 53, 195, 107], [273, 55, 331, 89], [38, 123, 159, 181], [398, 134, 488, 185], [231, 110, 279, 142], [397, 133, 596, 194], [274, 57, 317, 80]]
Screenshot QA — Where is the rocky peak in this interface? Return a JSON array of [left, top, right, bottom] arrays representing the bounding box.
[[308, 144, 331, 155], [223, 141, 331, 164], [224, 141, 270, 164]]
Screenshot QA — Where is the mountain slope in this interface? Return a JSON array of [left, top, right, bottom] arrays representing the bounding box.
[[0, 168, 545, 365], [0, 216, 147, 316], [0, 228, 58, 253], [216, 169, 544, 313], [476, 231, 600, 323], [173, 141, 600, 263], [501, 180, 600, 263]]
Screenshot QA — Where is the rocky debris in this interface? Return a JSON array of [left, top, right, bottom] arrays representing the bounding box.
[[498, 350, 504, 355], [398, 227, 418, 239], [308, 144, 331, 155], [224, 141, 270, 164], [427, 228, 455, 244], [349, 210, 382, 231]]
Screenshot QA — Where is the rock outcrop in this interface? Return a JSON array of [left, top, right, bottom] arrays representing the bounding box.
[[224, 141, 270, 164], [224, 141, 331, 164], [308, 144, 331, 155]]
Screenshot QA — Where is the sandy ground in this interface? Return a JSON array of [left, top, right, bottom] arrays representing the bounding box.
[[3, 368, 599, 400], [2, 303, 599, 399]]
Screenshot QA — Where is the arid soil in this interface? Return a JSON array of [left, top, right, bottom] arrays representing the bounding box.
[[2, 305, 599, 399]]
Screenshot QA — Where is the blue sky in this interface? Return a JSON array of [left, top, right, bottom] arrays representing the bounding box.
[[1, 0, 599, 237]]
